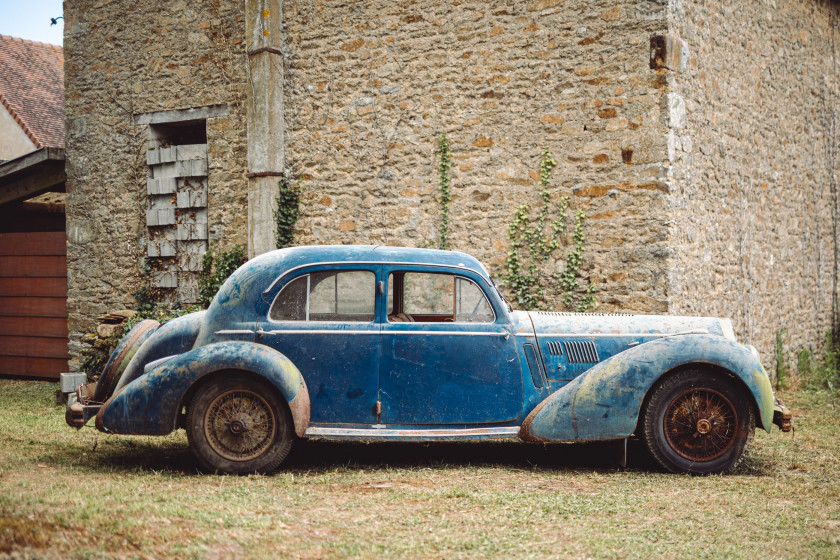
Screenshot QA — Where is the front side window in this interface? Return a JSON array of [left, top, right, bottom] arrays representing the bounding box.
[[269, 270, 375, 322], [387, 272, 494, 323]]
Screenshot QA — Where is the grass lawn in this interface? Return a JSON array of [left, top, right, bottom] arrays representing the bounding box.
[[0, 379, 838, 559]]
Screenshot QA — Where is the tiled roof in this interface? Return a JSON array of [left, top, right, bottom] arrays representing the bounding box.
[[0, 35, 64, 149]]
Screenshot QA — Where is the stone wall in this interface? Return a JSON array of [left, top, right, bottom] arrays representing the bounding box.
[[64, 0, 248, 370], [62, 0, 839, 374], [282, 0, 674, 311], [665, 0, 840, 365]]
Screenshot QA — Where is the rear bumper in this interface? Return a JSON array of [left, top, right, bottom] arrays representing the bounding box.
[[64, 381, 102, 429], [772, 398, 792, 432]]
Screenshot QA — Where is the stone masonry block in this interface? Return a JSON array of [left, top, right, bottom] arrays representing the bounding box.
[[146, 207, 175, 227], [151, 162, 177, 178], [176, 159, 208, 177], [146, 149, 160, 165], [176, 222, 208, 241], [152, 271, 178, 289], [147, 237, 176, 257], [147, 177, 177, 195], [176, 190, 208, 208], [176, 144, 207, 161]]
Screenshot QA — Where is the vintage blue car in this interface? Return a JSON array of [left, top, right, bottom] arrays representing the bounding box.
[[65, 245, 791, 475]]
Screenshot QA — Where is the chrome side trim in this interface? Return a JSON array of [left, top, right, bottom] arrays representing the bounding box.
[[382, 330, 509, 337], [533, 332, 664, 338], [303, 426, 521, 439], [259, 330, 379, 336], [215, 330, 256, 335], [254, 330, 509, 337]]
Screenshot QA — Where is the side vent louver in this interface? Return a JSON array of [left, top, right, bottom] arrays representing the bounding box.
[[562, 340, 600, 363], [546, 341, 563, 356]]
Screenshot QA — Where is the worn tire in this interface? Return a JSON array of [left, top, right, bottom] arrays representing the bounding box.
[[93, 319, 159, 403], [642, 368, 755, 475], [186, 375, 294, 475]]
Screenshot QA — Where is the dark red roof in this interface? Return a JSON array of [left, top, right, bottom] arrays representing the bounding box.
[[0, 35, 64, 149]]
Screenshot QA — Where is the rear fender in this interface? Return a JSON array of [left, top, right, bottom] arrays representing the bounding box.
[[96, 341, 310, 437], [113, 311, 206, 393], [520, 334, 774, 442]]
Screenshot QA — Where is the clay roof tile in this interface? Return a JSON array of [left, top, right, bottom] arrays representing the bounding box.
[[0, 34, 64, 149]]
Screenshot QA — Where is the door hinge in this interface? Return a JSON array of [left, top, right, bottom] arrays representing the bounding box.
[[374, 400, 382, 415]]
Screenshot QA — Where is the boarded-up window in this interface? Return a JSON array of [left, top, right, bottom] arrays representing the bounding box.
[[146, 121, 208, 303]]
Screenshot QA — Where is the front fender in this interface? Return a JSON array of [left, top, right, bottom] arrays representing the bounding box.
[[96, 341, 310, 437], [521, 334, 774, 442]]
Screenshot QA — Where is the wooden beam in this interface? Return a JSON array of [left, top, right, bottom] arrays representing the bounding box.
[[0, 147, 64, 180], [0, 167, 65, 206]]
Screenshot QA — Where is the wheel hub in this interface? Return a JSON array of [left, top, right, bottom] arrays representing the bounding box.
[[228, 418, 248, 435], [696, 418, 712, 434]]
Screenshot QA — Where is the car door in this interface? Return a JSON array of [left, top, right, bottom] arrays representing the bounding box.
[[258, 265, 381, 424], [378, 267, 523, 425]]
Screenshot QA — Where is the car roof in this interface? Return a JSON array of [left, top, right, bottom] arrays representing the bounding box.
[[250, 245, 492, 279], [203, 245, 496, 330]]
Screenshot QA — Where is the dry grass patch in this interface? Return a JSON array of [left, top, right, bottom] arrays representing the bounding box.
[[0, 379, 837, 559]]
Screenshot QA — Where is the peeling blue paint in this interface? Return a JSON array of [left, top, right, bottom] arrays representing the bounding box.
[[98, 340, 307, 436], [522, 334, 775, 442]]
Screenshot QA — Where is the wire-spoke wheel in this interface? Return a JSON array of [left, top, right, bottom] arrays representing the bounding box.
[[642, 368, 755, 475], [663, 387, 738, 462], [204, 389, 276, 462], [187, 375, 293, 474]]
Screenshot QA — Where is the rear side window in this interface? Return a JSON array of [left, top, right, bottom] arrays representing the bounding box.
[[387, 272, 495, 323], [269, 270, 375, 322]]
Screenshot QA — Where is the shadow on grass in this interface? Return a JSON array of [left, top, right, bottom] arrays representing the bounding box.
[[43, 434, 666, 476]]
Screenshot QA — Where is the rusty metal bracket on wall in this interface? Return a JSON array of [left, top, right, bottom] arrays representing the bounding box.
[[650, 34, 689, 72]]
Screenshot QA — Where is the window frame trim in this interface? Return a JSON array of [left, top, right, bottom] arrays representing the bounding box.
[[386, 271, 497, 324], [267, 267, 378, 324]]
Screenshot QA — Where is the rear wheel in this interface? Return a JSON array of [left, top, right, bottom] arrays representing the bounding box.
[[642, 368, 755, 474], [186, 375, 294, 474]]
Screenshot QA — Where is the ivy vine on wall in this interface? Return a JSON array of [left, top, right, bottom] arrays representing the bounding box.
[[275, 171, 305, 249], [503, 149, 596, 312], [435, 133, 452, 250], [198, 244, 247, 307]]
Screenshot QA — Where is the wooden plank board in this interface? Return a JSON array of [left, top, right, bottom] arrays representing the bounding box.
[[0, 335, 69, 359], [0, 356, 67, 379], [0, 256, 67, 277], [0, 297, 68, 318], [0, 277, 67, 297], [0, 316, 68, 338], [0, 232, 66, 256]]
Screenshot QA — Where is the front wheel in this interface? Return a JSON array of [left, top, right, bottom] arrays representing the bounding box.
[[186, 375, 294, 474], [642, 368, 755, 475]]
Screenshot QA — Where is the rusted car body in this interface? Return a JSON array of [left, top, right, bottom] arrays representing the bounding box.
[[65, 245, 791, 474]]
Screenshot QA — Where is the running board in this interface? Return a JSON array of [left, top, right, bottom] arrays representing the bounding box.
[[303, 426, 521, 441]]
